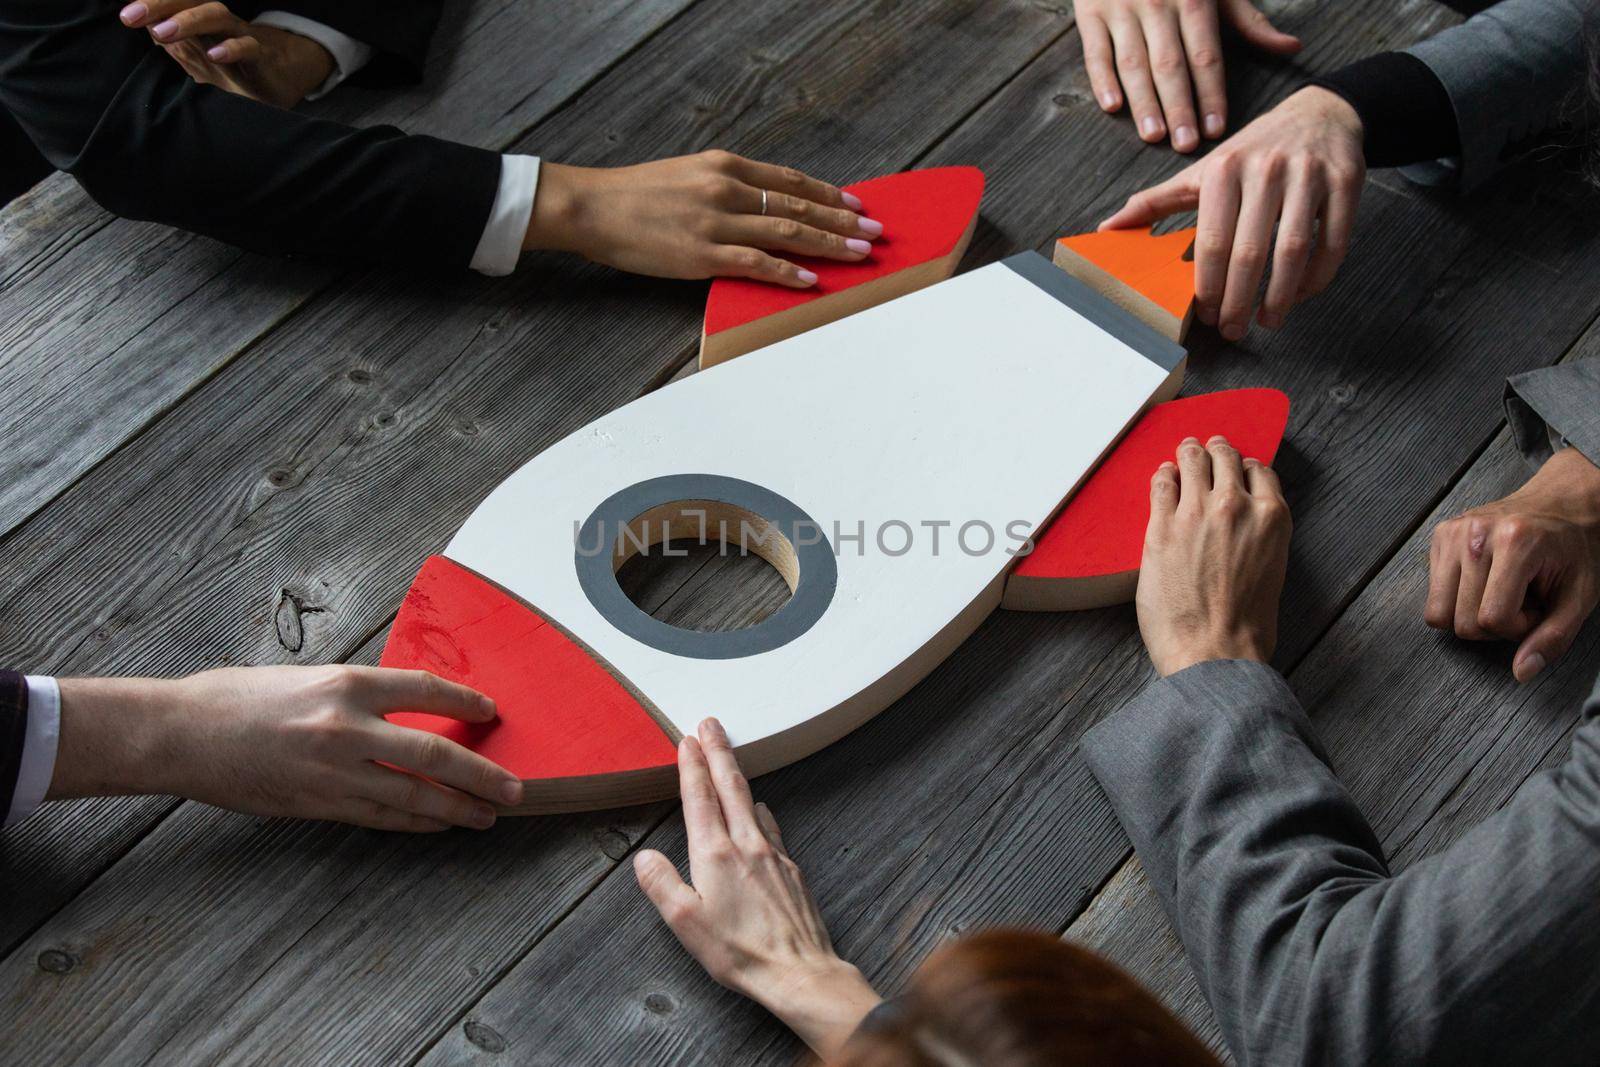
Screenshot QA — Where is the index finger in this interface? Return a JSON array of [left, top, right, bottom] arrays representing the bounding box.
[[729, 157, 852, 212], [354, 666, 496, 723], [677, 735, 729, 871], [696, 718, 763, 845], [1194, 162, 1241, 326], [121, 0, 210, 27], [1425, 527, 1463, 631]]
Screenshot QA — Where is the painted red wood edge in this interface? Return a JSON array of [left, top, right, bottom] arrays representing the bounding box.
[[382, 555, 676, 779], [703, 166, 986, 336], [1015, 388, 1290, 580]]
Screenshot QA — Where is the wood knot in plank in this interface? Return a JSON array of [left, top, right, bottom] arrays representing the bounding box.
[[274, 589, 328, 653], [37, 949, 78, 974], [644, 992, 675, 1015], [462, 1018, 507, 1053], [594, 827, 632, 861]]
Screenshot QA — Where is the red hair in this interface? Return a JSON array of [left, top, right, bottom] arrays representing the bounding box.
[[830, 929, 1220, 1067]]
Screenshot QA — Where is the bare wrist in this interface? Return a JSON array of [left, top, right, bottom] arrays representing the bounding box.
[[48, 677, 189, 800], [749, 957, 881, 1060], [1538, 447, 1600, 532], [276, 30, 335, 97], [1157, 638, 1271, 678], [523, 162, 589, 253], [1293, 85, 1363, 140]]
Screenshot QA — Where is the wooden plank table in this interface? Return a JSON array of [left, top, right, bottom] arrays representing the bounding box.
[[4, 1, 1596, 1062]]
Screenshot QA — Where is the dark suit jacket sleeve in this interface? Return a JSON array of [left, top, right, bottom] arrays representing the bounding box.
[[1401, 0, 1588, 192], [1312, 0, 1588, 192], [0, 672, 27, 824], [240, 0, 443, 85], [1081, 659, 1600, 1067], [1504, 361, 1600, 472], [0, 0, 499, 269]]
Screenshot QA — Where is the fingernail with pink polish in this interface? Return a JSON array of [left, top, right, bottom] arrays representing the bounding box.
[[1204, 112, 1225, 137], [857, 217, 884, 237], [841, 192, 863, 211], [151, 18, 179, 40], [119, 3, 147, 24], [846, 238, 871, 255], [207, 44, 229, 60], [797, 269, 818, 286]]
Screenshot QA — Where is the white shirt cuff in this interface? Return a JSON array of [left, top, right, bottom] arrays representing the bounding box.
[[254, 12, 376, 101], [6, 676, 60, 826], [470, 155, 541, 277]]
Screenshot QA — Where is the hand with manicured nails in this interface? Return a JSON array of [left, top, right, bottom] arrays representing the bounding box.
[[1136, 435, 1292, 677], [1102, 86, 1365, 340], [119, 0, 335, 109], [48, 666, 524, 832], [526, 151, 883, 289], [1426, 447, 1600, 683], [1075, 0, 1301, 152], [634, 718, 881, 1060]]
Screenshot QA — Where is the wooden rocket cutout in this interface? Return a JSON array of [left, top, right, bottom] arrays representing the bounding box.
[[699, 167, 985, 368], [1001, 388, 1290, 611], [384, 252, 1185, 813], [384, 555, 680, 812], [1053, 225, 1196, 342]]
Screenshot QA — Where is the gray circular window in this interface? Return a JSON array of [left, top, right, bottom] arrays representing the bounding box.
[[574, 474, 837, 659]]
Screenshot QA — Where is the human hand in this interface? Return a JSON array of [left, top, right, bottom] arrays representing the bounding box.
[[1102, 86, 1365, 339], [1075, 0, 1301, 151], [526, 151, 883, 288], [1136, 435, 1292, 676], [1426, 447, 1600, 683], [120, 1, 335, 109], [634, 718, 881, 1059], [49, 665, 524, 831]]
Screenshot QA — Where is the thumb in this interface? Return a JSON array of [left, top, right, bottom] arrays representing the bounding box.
[[634, 849, 698, 923], [1222, 0, 1302, 55], [1512, 584, 1592, 683], [1100, 173, 1199, 231]]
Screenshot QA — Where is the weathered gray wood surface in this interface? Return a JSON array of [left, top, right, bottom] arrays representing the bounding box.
[[4, 0, 1599, 1064]]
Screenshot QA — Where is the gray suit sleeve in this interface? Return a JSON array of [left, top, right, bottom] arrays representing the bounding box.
[[1081, 659, 1600, 1067], [1504, 362, 1600, 471], [1400, 0, 1590, 192]]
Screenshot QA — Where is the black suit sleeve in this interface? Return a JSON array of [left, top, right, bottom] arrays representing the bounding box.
[[0, 671, 28, 822], [1308, 53, 1461, 169], [237, 0, 443, 85], [0, 0, 500, 269]]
